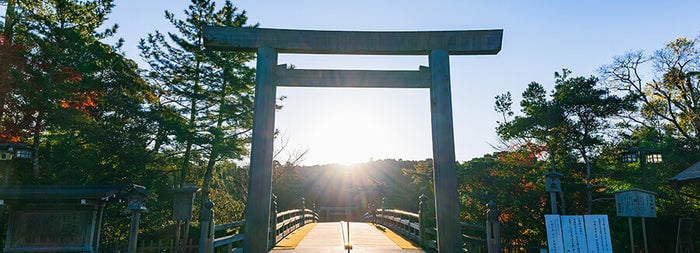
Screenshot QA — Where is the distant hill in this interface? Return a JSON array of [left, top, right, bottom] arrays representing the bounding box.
[[271, 159, 431, 220]]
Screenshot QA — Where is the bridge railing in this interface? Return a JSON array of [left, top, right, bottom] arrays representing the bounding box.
[[198, 196, 319, 253], [273, 208, 319, 243], [372, 208, 421, 242], [362, 196, 500, 253]]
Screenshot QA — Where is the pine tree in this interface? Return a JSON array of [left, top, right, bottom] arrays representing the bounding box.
[[139, 0, 256, 213]]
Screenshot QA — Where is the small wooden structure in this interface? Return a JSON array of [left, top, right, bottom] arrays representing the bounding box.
[[0, 185, 146, 253]]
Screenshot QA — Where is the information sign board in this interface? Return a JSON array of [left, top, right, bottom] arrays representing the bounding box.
[[561, 215, 588, 253], [545, 215, 564, 253], [545, 215, 613, 253], [615, 189, 656, 217], [583, 215, 613, 253], [5, 208, 95, 252]]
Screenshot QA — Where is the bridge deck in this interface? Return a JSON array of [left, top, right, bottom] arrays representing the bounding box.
[[271, 222, 426, 253]]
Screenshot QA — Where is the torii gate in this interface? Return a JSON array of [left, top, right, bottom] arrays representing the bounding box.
[[203, 27, 503, 253]]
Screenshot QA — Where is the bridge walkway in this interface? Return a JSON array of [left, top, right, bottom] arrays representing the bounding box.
[[271, 222, 426, 253]]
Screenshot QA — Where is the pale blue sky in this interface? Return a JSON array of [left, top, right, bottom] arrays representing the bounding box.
[[104, 1, 700, 165], [7, 1, 700, 165]]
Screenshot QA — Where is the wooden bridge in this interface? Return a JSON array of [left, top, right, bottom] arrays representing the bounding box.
[[270, 222, 425, 253], [198, 195, 501, 253]]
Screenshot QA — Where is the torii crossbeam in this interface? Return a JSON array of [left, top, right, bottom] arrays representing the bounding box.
[[203, 26, 503, 253]]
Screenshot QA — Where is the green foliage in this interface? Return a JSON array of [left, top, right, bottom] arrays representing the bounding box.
[[138, 0, 255, 192], [138, 0, 256, 232], [0, 0, 176, 244]]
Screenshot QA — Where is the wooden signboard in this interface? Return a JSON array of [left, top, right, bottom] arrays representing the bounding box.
[[615, 189, 656, 218], [5, 206, 96, 252], [0, 185, 146, 253]]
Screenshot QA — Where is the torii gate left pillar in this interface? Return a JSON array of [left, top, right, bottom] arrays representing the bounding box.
[[203, 27, 503, 253]]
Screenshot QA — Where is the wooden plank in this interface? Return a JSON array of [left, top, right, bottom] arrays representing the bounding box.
[[275, 65, 431, 88], [203, 26, 503, 55]]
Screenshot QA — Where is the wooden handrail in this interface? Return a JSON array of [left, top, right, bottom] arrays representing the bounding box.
[[198, 198, 319, 253], [361, 197, 500, 253], [214, 220, 245, 231]]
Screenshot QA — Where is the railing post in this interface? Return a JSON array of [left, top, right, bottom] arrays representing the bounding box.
[[418, 194, 429, 247], [299, 197, 306, 226], [312, 203, 317, 222], [268, 193, 278, 250], [198, 200, 214, 253], [381, 197, 387, 224], [486, 200, 501, 253]]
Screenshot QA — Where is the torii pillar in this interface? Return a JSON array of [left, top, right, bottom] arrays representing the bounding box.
[[203, 27, 503, 253]]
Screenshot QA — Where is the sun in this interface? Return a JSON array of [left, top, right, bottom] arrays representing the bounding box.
[[317, 102, 384, 165], [275, 87, 431, 166]]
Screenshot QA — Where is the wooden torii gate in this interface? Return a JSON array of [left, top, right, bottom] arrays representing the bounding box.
[[203, 27, 503, 253]]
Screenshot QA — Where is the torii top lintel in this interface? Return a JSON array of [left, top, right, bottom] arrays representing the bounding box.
[[203, 26, 503, 55]]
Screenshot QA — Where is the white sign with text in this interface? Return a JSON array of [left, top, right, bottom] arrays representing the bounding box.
[[561, 215, 588, 253], [545, 215, 565, 253], [545, 215, 612, 253], [583, 215, 613, 253]]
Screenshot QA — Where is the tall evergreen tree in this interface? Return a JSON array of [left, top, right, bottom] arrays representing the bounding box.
[[496, 69, 629, 213], [138, 0, 256, 213]]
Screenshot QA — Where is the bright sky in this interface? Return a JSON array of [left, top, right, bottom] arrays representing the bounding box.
[[11, 1, 700, 165]]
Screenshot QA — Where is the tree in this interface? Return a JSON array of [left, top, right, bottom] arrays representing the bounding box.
[[494, 91, 513, 124], [552, 69, 631, 213], [1, 0, 175, 243], [496, 80, 567, 174], [138, 0, 256, 220], [496, 69, 629, 213], [458, 150, 548, 248], [601, 36, 700, 148]]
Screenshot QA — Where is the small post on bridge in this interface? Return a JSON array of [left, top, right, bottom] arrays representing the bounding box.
[[486, 200, 501, 253], [418, 194, 429, 248], [198, 200, 214, 253], [381, 197, 387, 220], [268, 193, 278, 250], [299, 197, 306, 226]]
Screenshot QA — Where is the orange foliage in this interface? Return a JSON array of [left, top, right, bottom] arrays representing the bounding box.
[[0, 134, 22, 143], [60, 91, 98, 113], [499, 209, 512, 223]]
